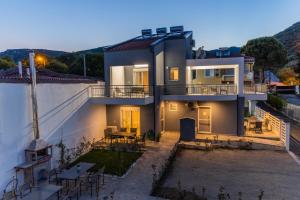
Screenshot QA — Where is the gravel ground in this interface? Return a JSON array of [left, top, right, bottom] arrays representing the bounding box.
[[163, 149, 300, 200]]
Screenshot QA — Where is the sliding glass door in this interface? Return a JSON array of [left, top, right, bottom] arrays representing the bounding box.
[[120, 107, 140, 135]]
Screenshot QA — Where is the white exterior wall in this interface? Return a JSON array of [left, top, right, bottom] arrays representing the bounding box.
[[0, 82, 106, 193]]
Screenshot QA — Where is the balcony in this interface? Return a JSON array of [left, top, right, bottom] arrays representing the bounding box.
[[244, 84, 267, 94], [161, 84, 237, 101], [162, 84, 236, 95], [89, 85, 154, 105], [244, 84, 268, 100]]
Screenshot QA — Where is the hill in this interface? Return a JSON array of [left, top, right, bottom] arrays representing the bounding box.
[[274, 22, 300, 66], [0, 49, 67, 62]]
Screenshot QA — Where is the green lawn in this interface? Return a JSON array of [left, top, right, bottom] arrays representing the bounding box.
[[70, 149, 143, 176]]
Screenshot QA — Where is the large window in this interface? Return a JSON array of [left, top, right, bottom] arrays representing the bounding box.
[[169, 67, 179, 81]]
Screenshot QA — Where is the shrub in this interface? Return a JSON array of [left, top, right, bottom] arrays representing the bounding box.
[[267, 94, 286, 110]]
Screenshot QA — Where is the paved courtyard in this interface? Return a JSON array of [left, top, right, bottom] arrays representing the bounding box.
[[162, 149, 300, 200]]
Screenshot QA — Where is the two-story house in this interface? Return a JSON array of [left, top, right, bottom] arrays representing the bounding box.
[[100, 26, 267, 137]]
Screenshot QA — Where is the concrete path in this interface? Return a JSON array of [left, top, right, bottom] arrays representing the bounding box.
[[113, 132, 179, 199]]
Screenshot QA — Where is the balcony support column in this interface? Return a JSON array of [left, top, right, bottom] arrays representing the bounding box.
[[237, 96, 245, 136]]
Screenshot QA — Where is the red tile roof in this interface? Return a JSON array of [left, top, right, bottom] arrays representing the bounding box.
[[0, 68, 100, 83], [107, 38, 158, 52]]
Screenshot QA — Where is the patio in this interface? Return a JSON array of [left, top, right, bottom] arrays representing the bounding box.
[[244, 115, 281, 140]]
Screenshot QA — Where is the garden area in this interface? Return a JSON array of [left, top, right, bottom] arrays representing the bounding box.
[[69, 149, 142, 176], [56, 137, 144, 177]]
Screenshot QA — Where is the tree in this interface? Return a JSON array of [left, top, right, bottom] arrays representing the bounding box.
[[46, 59, 68, 73], [295, 52, 300, 74], [58, 53, 104, 78], [241, 37, 288, 83], [0, 56, 16, 70], [277, 67, 300, 85]]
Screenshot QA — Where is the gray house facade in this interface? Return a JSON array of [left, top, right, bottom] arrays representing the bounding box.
[[101, 26, 267, 137]]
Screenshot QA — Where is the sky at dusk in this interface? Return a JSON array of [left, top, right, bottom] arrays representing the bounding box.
[[0, 0, 300, 52]]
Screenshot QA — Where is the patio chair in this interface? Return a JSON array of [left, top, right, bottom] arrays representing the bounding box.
[[19, 182, 32, 198], [137, 132, 147, 150], [62, 184, 80, 200], [112, 87, 123, 97], [104, 128, 113, 143], [128, 128, 137, 143], [263, 119, 272, 131], [48, 168, 59, 184], [2, 178, 18, 200], [210, 87, 218, 95], [131, 87, 144, 97], [254, 121, 263, 134], [118, 128, 127, 142], [80, 174, 99, 198], [95, 166, 105, 185], [2, 191, 15, 200], [92, 138, 107, 150]]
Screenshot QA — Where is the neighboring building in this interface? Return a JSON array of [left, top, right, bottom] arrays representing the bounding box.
[[101, 26, 267, 136]]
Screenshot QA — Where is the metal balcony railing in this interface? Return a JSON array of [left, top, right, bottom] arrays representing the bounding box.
[[244, 84, 267, 94], [109, 85, 152, 98], [89, 85, 153, 98]]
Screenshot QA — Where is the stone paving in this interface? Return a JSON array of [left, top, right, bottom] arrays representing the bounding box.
[[163, 149, 300, 200]]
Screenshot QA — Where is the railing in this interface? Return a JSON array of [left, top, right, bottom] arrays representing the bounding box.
[[89, 85, 153, 98], [244, 84, 267, 94], [187, 84, 236, 95], [90, 85, 105, 97], [162, 84, 236, 95], [255, 105, 290, 150], [282, 103, 300, 123], [109, 85, 152, 98]]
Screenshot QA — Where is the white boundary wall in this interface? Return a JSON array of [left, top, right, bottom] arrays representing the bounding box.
[[0, 82, 106, 194]]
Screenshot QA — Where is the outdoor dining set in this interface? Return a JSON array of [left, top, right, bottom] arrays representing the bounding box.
[[244, 115, 272, 134], [2, 162, 105, 200]]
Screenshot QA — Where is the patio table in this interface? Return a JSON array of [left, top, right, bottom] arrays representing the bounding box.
[[111, 132, 136, 138], [111, 132, 136, 143], [57, 162, 95, 186], [19, 184, 62, 200]]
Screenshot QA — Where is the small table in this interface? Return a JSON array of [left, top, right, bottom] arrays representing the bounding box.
[[111, 132, 136, 143], [57, 162, 95, 187], [19, 184, 62, 200]]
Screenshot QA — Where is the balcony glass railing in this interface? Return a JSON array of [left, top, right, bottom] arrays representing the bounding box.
[[244, 84, 267, 94], [89, 85, 153, 98], [161, 84, 237, 95]]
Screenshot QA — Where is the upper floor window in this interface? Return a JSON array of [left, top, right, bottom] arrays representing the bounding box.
[[204, 69, 214, 77], [169, 67, 179, 81]]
